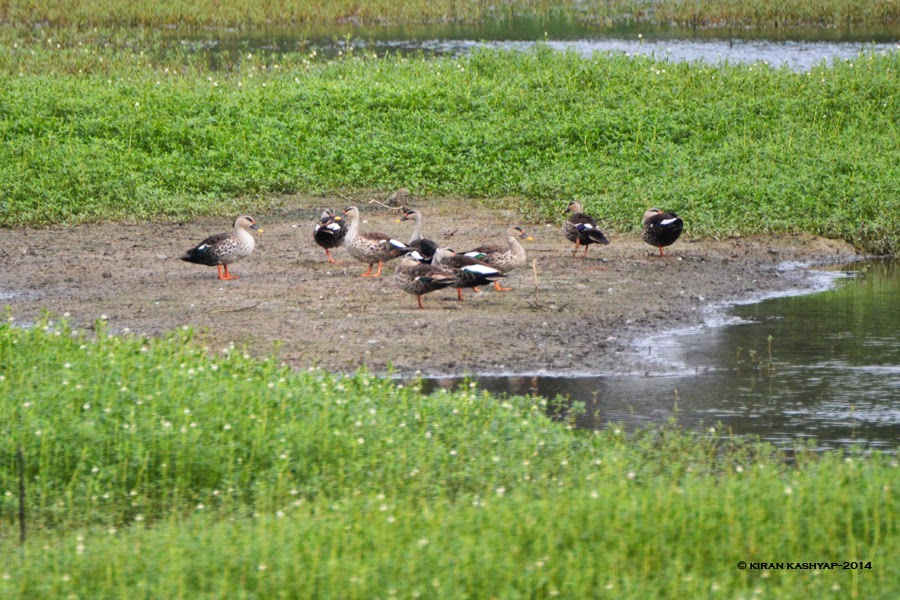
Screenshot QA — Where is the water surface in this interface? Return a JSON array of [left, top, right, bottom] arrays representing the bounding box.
[[419, 260, 900, 450], [174, 17, 900, 70]]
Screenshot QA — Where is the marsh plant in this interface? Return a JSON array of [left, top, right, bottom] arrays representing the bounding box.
[[1, 29, 898, 254], [2, 1, 899, 27], [0, 317, 896, 598]]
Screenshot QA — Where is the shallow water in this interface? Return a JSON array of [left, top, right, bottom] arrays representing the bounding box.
[[174, 18, 900, 70], [419, 260, 900, 450]]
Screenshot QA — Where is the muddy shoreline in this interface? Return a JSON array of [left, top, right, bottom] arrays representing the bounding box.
[[0, 196, 861, 377]]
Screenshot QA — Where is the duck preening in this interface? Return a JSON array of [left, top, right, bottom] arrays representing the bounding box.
[[563, 201, 610, 258], [399, 208, 438, 261], [432, 247, 507, 301], [642, 208, 684, 256], [313, 208, 346, 263], [462, 226, 531, 291], [394, 253, 456, 309], [181, 215, 261, 280], [342, 206, 410, 277]]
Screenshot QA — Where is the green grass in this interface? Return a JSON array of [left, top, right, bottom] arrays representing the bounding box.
[[1, 28, 898, 253], [0, 316, 898, 598], [2, 0, 899, 27]]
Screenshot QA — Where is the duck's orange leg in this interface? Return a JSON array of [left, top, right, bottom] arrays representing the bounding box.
[[220, 264, 238, 280], [360, 263, 374, 277], [325, 249, 342, 264], [582, 244, 590, 258], [216, 265, 225, 279], [373, 261, 384, 277], [457, 288, 464, 302], [416, 295, 425, 309], [494, 280, 512, 292], [571, 239, 580, 257], [658, 246, 666, 257]]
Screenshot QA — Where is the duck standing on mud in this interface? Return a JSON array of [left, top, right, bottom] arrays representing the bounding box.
[[432, 247, 507, 302], [563, 201, 610, 258], [313, 208, 346, 264], [342, 206, 410, 277], [394, 253, 456, 309], [399, 208, 438, 262], [180, 215, 261, 280], [462, 226, 532, 291], [641, 208, 684, 257]]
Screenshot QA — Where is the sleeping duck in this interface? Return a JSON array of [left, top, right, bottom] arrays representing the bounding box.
[[313, 208, 346, 263], [462, 226, 531, 291], [394, 253, 456, 309], [341, 206, 410, 277], [399, 208, 438, 261], [642, 208, 684, 256], [432, 247, 507, 302], [180, 215, 261, 280], [563, 201, 610, 258]]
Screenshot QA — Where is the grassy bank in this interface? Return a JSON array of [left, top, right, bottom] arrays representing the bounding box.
[[0, 317, 897, 598], [2, 0, 900, 28], [1, 29, 898, 254]]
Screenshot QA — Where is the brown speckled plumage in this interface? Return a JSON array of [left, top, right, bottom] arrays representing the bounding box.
[[400, 208, 438, 261], [563, 201, 610, 258], [464, 226, 529, 272], [642, 208, 684, 256], [394, 254, 456, 308], [342, 206, 410, 277], [432, 247, 507, 301], [462, 226, 531, 291], [181, 215, 260, 280], [313, 208, 346, 263]]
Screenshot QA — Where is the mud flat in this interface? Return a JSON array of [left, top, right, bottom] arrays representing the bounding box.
[[0, 196, 860, 376]]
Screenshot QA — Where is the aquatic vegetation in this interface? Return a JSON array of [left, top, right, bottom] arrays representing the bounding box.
[[0, 318, 896, 597], [2, 0, 899, 28], [1, 31, 897, 253]]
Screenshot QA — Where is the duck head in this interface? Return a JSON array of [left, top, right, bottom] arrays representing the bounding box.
[[234, 215, 261, 232], [565, 201, 583, 214]]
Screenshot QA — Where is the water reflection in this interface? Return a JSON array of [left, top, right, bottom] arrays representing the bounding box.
[[170, 18, 900, 70], [418, 260, 900, 450]]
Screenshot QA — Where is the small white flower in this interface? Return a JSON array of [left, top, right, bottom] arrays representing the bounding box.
[[495, 487, 506, 496]]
